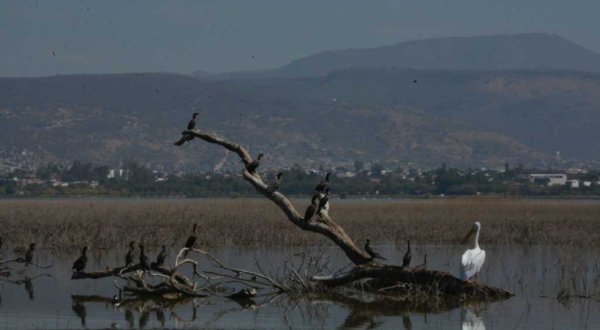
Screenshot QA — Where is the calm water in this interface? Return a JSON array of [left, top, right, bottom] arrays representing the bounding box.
[[1, 244, 598, 329]]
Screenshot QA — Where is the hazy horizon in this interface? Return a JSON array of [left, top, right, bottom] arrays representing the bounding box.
[[2, 0, 600, 77]]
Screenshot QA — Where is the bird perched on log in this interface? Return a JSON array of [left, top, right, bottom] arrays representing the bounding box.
[[72, 246, 88, 273], [364, 239, 386, 261], [402, 240, 412, 267], [304, 194, 320, 221], [139, 243, 150, 271], [152, 245, 167, 268], [267, 172, 283, 192], [174, 112, 199, 146], [183, 223, 197, 257], [460, 222, 486, 284], [125, 241, 135, 266], [246, 153, 264, 174], [314, 172, 330, 194], [25, 243, 35, 264], [317, 187, 330, 217]]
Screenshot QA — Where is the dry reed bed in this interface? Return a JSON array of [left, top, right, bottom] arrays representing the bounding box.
[[0, 198, 598, 255]]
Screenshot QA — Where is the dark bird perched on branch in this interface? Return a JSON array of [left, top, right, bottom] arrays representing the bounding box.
[[245, 153, 264, 174], [267, 172, 283, 192], [152, 245, 167, 268], [174, 112, 199, 146], [364, 239, 386, 261], [72, 246, 88, 273], [314, 172, 331, 193], [25, 243, 35, 264], [125, 241, 135, 266], [402, 240, 412, 267], [183, 223, 197, 257], [139, 244, 150, 271], [317, 187, 330, 217], [304, 194, 320, 221]]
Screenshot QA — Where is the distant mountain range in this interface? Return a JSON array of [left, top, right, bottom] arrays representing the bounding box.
[[1, 34, 600, 171], [212, 33, 600, 79]]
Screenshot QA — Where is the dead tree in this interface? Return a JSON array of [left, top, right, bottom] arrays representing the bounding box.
[[178, 129, 513, 300]]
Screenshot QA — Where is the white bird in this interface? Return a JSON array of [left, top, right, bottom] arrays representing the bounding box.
[[460, 222, 486, 283]]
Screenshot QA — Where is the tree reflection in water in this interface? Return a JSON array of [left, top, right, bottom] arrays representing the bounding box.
[[70, 290, 494, 329]]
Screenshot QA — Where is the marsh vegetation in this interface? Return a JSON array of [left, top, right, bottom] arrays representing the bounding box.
[[1, 198, 598, 254]]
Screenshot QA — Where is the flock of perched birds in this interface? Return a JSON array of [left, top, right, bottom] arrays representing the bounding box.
[[0, 113, 483, 282], [68, 225, 197, 274], [171, 111, 486, 283]]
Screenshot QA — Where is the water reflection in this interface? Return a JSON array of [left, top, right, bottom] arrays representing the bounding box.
[[312, 292, 489, 329], [71, 294, 201, 328], [0, 245, 598, 329], [0, 273, 51, 301], [461, 307, 485, 330]]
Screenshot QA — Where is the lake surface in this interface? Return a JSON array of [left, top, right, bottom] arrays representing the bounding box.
[[1, 244, 598, 329]]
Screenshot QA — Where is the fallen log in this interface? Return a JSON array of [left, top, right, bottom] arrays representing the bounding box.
[[312, 264, 513, 300]]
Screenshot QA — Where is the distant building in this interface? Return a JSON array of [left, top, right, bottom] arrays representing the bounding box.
[[568, 180, 580, 188], [529, 174, 567, 186]]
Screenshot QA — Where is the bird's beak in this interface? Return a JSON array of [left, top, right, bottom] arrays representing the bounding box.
[[461, 228, 475, 244]]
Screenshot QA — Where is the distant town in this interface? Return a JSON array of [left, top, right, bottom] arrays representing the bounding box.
[[1, 159, 599, 198]]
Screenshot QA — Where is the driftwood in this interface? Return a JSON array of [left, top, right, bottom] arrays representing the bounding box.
[[71, 247, 285, 298], [181, 129, 513, 300]]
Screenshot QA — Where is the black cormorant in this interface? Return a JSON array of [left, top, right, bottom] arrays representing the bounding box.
[[364, 239, 386, 261], [25, 243, 35, 264], [125, 241, 135, 266], [267, 172, 283, 192], [139, 244, 150, 270], [304, 194, 320, 221], [174, 112, 199, 146], [246, 153, 264, 174], [183, 223, 197, 257], [155, 245, 166, 267], [317, 187, 330, 217], [402, 240, 412, 267], [314, 173, 331, 193], [187, 112, 199, 130], [72, 246, 88, 273]]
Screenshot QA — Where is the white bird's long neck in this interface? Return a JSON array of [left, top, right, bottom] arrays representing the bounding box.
[[471, 227, 480, 249]]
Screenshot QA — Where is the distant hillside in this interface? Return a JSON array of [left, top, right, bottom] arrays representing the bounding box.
[[214, 34, 600, 79], [0, 72, 557, 171], [224, 68, 600, 161]]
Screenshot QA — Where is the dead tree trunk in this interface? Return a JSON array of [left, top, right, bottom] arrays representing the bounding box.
[[184, 129, 372, 265], [181, 130, 513, 299]]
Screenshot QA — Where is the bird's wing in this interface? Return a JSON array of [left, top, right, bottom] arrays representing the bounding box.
[[460, 249, 476, 281], [472, 249, 486, 274]]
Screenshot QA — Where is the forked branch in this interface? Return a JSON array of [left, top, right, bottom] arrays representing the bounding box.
[[184, 129, 371, 265]]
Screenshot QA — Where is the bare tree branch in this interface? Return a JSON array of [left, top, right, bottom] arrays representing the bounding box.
[[185, 129, 372, 265]]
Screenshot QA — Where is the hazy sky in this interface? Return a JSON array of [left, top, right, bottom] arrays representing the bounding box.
[[1, 0, 600, 77]]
